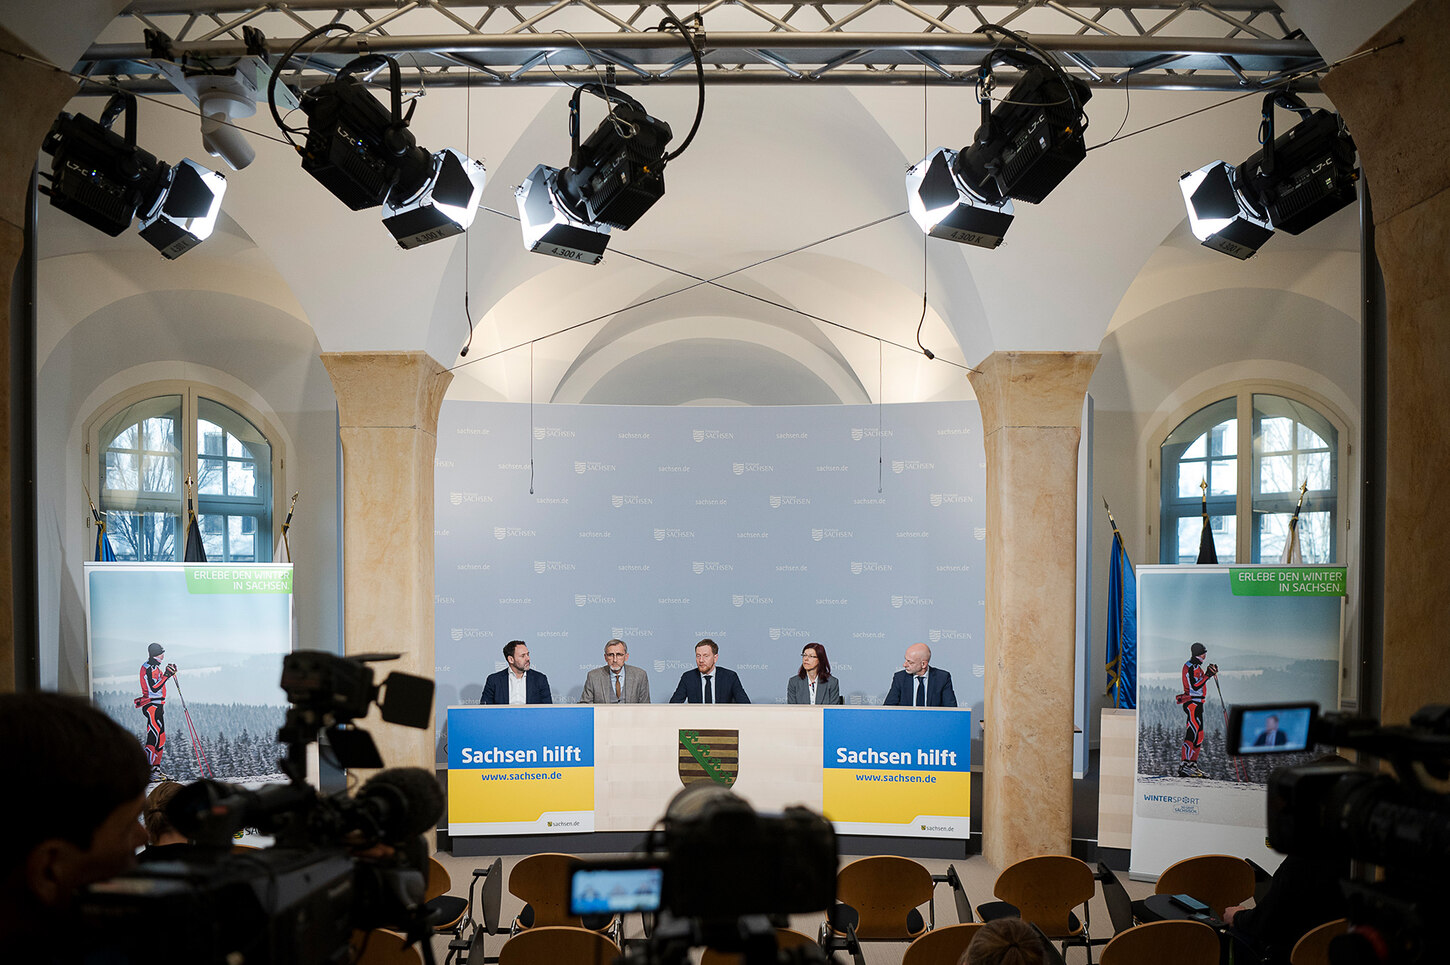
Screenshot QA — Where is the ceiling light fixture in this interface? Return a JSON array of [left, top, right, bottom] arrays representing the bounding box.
[[518, 15, 705, 263], [268, 24, 485, 248], [1180, 91, 1357, 260], [39, 92, 227, 259]]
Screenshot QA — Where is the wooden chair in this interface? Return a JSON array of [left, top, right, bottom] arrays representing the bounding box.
[[350, 929, 423, 965], [425, 856, 469, 932], [991, 855, 1096, 959], [1155, 854, 1255, 919], [901, 922, 985, 965], [508, 853, 620, 944], [700, 928, 817, 965], [1290, 918, 1350, 965], [1099, 920, 1219, 965], [833, 855, 935, 940], [498, 925, 621, 965]]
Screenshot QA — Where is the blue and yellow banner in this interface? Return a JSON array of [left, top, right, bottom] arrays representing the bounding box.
[[448, 706, 595, 834], [822, 707, 972, 838]]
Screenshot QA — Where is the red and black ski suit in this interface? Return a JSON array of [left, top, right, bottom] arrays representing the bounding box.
[[1176, 657, 1216, 763], [135, 659, 171, 767]]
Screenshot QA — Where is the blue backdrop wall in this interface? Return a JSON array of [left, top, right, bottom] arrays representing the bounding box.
[[432, 401, 988, 759]]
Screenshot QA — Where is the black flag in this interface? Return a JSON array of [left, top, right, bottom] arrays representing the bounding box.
[[183, 475, 207, 562]]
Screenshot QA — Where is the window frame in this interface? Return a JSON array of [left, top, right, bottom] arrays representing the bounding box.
[[1150, 382, 1351, 565], [85, 382, 285, 563]]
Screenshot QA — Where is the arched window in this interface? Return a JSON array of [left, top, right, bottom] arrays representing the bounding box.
[[1158, 389, 1343, 564], [92, 387, 277, 562]]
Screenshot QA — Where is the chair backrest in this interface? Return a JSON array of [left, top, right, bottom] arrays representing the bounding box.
[[1154, 854, 1255, 919], [1096, 862, 1135, 936], [836, 855, 935, 940], [498, 925, 621, 965], [901, 923, 985, 965], [1290, 918, 1350, 965], [700, 928, 817, 965], [426, 856, 452, 902], [993, 855, 1096, 937], [352, 929, 423, 965], [1100, 920, 1219, 965], [508, 852, 582, 928]]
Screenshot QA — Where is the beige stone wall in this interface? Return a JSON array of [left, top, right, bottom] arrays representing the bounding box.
[[1322, 0, 1450, 725]]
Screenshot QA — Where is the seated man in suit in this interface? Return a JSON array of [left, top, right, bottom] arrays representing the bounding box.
[[883, 642, 957, 707], [579, 638, 651, 703], [669, 638, 750, 704], [480, 640, 552, 704], [1252, 714, 1289, 747]]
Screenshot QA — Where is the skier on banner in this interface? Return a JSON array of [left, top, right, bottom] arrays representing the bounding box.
[[1175, 641, 1218, 778], [134, 643, 177, 776]]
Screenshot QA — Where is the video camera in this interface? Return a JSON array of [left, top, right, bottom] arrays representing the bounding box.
[[77, 651, 443, 965], [1226, 702, 1450, 963], [570, 783, 839, 965]]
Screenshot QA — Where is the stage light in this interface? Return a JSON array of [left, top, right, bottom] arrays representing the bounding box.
[[383, 148, 487, 249], [515, 163, 611, 265], [518, 14, 705, 262], [1239, 94, 1357, 236], [39, 92, 225, 258], [1179, 92, 1357, 259], [558, 86, 674, 230], [267, 38, 485, 248], [907, 146, 1015, 249], [954, 34, 1092, 206], [136, 158, 227, 259], [1179, 161, 1273, 261]]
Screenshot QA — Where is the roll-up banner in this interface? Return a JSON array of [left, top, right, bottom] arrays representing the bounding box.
[[1130, 565, 1343, 878], [84, 562, 295, 785]]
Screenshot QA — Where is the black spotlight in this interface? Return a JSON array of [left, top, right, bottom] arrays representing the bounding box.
[[556, 86, 673, 230], [1180, 91, 1357, 259], [1240, 92, 1358, 235], [954, 36, 1092, 206], [40, 92, 226, 258], [518, 14, 706, 262], [269, 27, 485, 247]]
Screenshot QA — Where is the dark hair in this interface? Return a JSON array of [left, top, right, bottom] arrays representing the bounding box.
[[503, 640, 526, 660], [696, 638, 718, 655], [797, 642, 832, 680], [0, 693, 148, 870], [962, 917, 1049, 965], [143, 781, 185, 844]]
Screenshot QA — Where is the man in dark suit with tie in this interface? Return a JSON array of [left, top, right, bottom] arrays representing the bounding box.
[[480, 640, 553, 704], [669, 638, 750, 704], [883, 642, 957, 707]]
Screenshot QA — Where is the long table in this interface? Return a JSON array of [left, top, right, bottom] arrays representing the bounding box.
[[446, 704, 972, 839]]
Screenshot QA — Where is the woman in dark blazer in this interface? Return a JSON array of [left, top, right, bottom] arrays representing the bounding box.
[[786, 642, 841, 704]]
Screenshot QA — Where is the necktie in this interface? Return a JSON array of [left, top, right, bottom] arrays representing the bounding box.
[[704, 675, 713, 704], [614, 672, 621, 700], [915, 675, 924, 707]]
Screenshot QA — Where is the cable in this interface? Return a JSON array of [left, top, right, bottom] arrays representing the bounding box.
[[656, 14, 706, 162], [460, 68, 476, 358], [267, 21, 354, 148]]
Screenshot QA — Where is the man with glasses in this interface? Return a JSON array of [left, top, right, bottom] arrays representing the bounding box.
[[579, 638, 651, 703]]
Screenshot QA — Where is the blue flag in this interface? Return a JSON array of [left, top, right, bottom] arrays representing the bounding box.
[[94, 521, 116, 562], [1105, 528, 1137, 709]]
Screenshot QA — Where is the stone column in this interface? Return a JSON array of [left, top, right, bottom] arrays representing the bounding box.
[[1321, 0, 1450, 726], [322, 351, 452, 770], [0, 28, 79, 690], [968, 351, 1099, 868]]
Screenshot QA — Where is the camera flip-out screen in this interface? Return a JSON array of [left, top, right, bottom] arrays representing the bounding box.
[[569, 861, 665, 916], [1228, 702, 1317, 754]]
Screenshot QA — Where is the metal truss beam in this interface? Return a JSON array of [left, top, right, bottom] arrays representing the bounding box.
[[74, 1, 1325, 91]]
